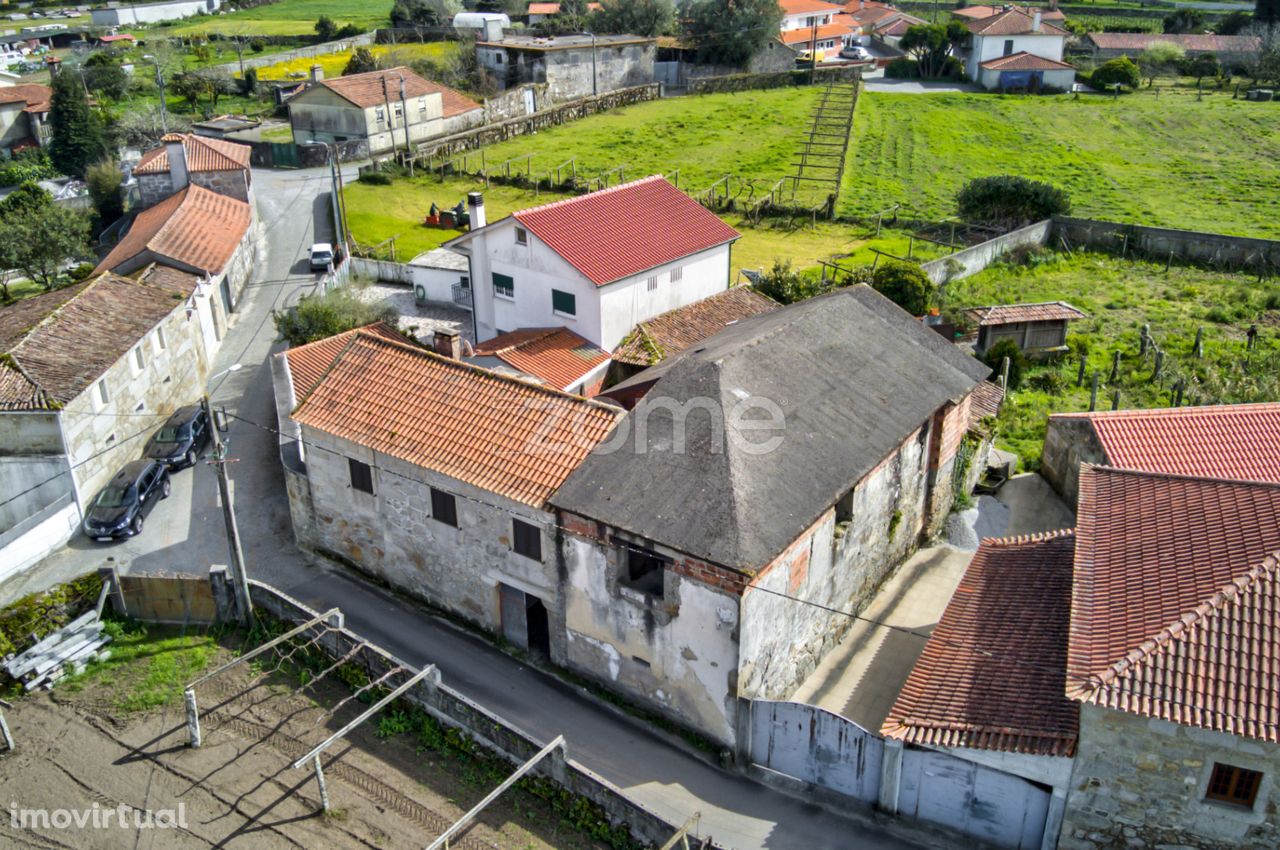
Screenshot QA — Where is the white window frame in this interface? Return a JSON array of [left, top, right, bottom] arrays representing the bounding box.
[[152, 326, 167, 353], [515, 226, 528, 246]]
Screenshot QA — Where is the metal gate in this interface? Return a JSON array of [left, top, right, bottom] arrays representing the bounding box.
[[271, 142, 301, 169], [749, 701, 883, 804]]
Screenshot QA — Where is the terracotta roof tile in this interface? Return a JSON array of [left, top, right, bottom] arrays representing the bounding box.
[[780, 21, 858, 43], [980, 51, 1074, 71], [1086, 32, 1261, 53], [883, 530, 1079, 757], [95, 185, 252, 276], [967, 380, 1004, 429], [1069, 465, 1280, 741], [288, 331, 622, 506], [134, 133, 251, 175], [282, 322, 407, 401], [780, 0, 844, 14], [1052, 403, 1280, 484], [952, 4, 1064, 21], [510, 176, 740, 287], [472, 327, 608, 391], [964, 301, 1086, 326], [612, 287, 779, 367], [527, 2, 602, 13], [314, 66, 481, 117], [0, 273, 195, 410], [966, 7, 1066, 35], [0, 83, 51, 113]]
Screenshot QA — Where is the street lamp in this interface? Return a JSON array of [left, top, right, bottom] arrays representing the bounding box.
[[204, 364, 252, 626], [141, 54, 168, 134]]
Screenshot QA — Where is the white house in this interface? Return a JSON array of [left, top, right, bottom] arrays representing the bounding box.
[[91, 0, 219, 27], [444, 176, 741, 352], [779, 0, 844, 32], [962, 8, 1071, 88]]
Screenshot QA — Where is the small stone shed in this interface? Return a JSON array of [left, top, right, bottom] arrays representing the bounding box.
[[965, 301, 1085, 358]]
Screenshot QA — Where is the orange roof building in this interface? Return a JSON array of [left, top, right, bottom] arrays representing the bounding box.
[[471, 326, 610, 395], [134, 133, 253, 209]]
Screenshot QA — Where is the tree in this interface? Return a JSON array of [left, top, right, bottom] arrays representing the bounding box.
[[343, 47, 382, 76], [1215, 11, 1253, 35], [956, 175, 1071, 228], [1261, 0, 1280, 33], [1139, 41, 1185, 84], [1188, 51, 1220, 83], [1089, 56, 1141, 90], [86, 159, 125, 227], [49, 70, 108, 179], [0, 181, 54, 218], [315, 14, 338, 41], [273, 287, 400, 347], [983, 339, 1025, 390], [0, 197, 90, 291], [1163, 8, 1205, 33], [82, 51, 130, 100], [754, 259, 833, 305], [684, 0, 783, 67], [115, 106, 191, 149], [392, 0, 462, 25], [592, 0, 674, 37], [1252, 27, 1280, 82], [871, 261, 933, 316], [898, 22, 967, 79], [170, 68, 234, 113]]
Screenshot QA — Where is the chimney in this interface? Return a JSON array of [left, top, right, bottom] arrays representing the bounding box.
[[310, 63, 323, 83], [162, 133, 188, 193], [1033, 9, 1042, 30], [434, 329, 462, 360], [467, 192, 486, 230]]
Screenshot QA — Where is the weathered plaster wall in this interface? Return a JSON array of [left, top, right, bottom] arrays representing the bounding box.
[[1060, 704, 1280, 850], [738, 425, 930, 703], [137, 169, 251, 209], [1041, 416, 1107, 508]]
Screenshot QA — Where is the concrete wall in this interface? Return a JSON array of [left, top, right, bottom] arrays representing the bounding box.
[[0, 493, 78, 584], [0, 454, 70, 530], [91, 0, 217, 26], [920, 219, 1053, 285], [1051, 216, 1280, 274], [979, 66, 1076, 91], [1060, 704, 1280, 850], [0, 101, 31, 153], [1040, 416, 1106, 508]]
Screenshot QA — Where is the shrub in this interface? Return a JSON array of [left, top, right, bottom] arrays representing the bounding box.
[[86, 158, 125, 226], [68, 262, 96, 282], [272, 286, 400, 347], [0, 148, 58, 187], [884, 57, 919, 79], [1089, 56, 1141, 90], [871, 260, 933, 316], [983, 338, 1026, 390], [358, 170, 392, 185], [956, 175, 1070, 229], [754, 258, 831, 305], [250, 38, 266, 53]]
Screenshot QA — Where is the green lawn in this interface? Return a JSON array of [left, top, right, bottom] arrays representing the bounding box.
[[163, 0, 392, 36], [945, 252, 1280, 468], [62, 619, 223, 712], [842, 90, 1280, 239]]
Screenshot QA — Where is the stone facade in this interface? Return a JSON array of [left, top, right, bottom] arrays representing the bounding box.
[[1040, 416, 1107, 508], [137, 168, 252, 210], [1060, 704, 1280, 850], [478, 40, 656, 102]]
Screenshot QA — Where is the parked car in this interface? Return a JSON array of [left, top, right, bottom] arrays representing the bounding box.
[[840, 45, 871, 61], [145, 403, 211, 469], [309, 242, 334, 271], [83, 460, 171, 540]]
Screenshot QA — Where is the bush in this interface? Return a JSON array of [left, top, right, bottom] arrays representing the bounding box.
[[754, 258, 831, 305], [358, 170, 392, 185], [1089, 56, 1141, 90], [68, 262, 96, 282], [983, 338, 1026, 390], [956, 175, 1070, 229], [272, 285, 400, 347], [884, 57, 919, 79], [86, 159, 126, 226], [871, 260, 933, 316], [0, 148, 58, 187], [250, 38, 266, 53]]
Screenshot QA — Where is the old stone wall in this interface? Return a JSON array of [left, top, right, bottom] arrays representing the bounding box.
[[543, 43, 656, 101], [688, 63, 859, 95], [191, 169, 251, 203], [737, 424, 930, 704], [1051, 216, 1280, 276], [1041, 416, 1107, 508], [1060, 704, 1280, 850], [136, 173, 174, 209]]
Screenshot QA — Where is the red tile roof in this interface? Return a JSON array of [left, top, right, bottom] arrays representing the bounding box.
[[0, 83, 51, 114], [780, 0, 844, 14], [966, 7, 1066, 36], [843, 2, 898, 24], [980, 51, 1074, 71], [952, 4, 1064, 21], [964, 301, 1085, 326], [780, 21, 857, 43], [134, 133, 251, 175], [95, 184, 252, 277], [510, 176, 740, 287], [967, 380, 1004, 429], [472, 327, 609, 391], [1069, 465, 1280, 741], [527, 2, 601, 13], [288, 331, 622, 506], [1086, 32, 1261, 54], [612, 287, 779, 367], [1053, 403, 1280, 485], [0, 273, 196, 410], [882, 530, 1079, 757], [314, 66, 481, 118], [282, 322, 408, 401]]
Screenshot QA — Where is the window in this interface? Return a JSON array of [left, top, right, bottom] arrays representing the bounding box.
[[512, 519, 541, 560], [1206, 763, 1263, 809], [393, 104, 403, 119], [375, 107, 386, 124], [515, 226, 527, 245], [349, 458, 374, 494], [97, 380, 110, 406], [418, 96, 427, 112], [1003, 39, 1014, 56], [155, 326, 166, 350], [493, 272, 514, 299], [620, 542, 666, 598], [669, 266, 683, 282], [133, 347, 145, 371], [552, 289, 576, 316], [646, 275, 658, 292], [835, 489, 854, 524], [431, 488, 458, 527]]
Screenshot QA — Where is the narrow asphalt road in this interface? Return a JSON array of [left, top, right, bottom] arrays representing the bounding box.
[[4, 165, 936, 850]]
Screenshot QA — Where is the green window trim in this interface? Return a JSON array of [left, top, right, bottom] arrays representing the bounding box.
[[493, 272, 514, 299], [552, 289, 576, 316]]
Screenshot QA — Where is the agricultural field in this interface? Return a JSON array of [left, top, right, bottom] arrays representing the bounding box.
[[162, 0, 393, 37], [251, 41, 458, 80], [842, 90, 1280, 238], [945, 251, 1280, 467]]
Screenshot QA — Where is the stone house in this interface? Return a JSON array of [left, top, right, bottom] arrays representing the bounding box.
[[1041, 402, 1280, 507], [271, 325, 622, 656], [444, 177, 741, 352], [95, 182, 255, 320], [0, 83, 50, 156], [960, 8, 1071, 88], [476, 35, 656, 101], [133, 133, 252, 210], [549, 285, 993, 745], [966, 301, 1086, 358], [1081, 32, 1261, 68], [0, 269, 216, 579], [287, 67, 482, 155]]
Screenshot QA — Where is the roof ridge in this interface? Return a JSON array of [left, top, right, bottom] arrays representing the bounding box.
[[978, 528, 1076, 547], [1083, 462, 1280, 492], [513, 174, 668, 220], [1051, 401, 1280, 420]]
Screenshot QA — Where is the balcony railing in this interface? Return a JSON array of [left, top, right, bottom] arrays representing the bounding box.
[[451, 283, 472, 309]]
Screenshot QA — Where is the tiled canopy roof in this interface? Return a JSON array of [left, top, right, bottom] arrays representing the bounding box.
[[472, 327, 608, 391], [509, 176, 741, 287], [966, 7, 1066, 35], [0, 273, 195, 410], [0, 83, 52, 113], [316, 67, 480, 117], [1069, 465, 1280, 742], [780, 0, 844, 14], [980, 51, 1074, 71], [967, 380, 1004, 429], [134, 133, 251, 175], [612, 287, 779, 367], [288, 331, 621, 506], [95, 185, 252, 276], [1053, 403, 1280, 484], [780, 21, 857, 44], [883, 530, 1079, 757], [964, 301, 1086, 326], [282, 322, 407, 401]]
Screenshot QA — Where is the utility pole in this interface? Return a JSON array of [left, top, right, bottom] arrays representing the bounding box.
[[328, 144, 345, 252], [381, 75, 398, 153], [810, 20, 819, 80], [584, 31, 598, 96], [398, 73, 411, 157], [204, 393, 252, 626], [156, 65, 168, 134]]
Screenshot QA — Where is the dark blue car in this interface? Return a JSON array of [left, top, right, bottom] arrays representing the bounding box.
[[83, 460, 171, 540], [145, 404, 211, 469]]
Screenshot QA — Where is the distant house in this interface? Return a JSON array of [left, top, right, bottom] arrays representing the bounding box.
[[525, 1, 601, 24], [0, 271, 216, 579], [961, 8, 1072, 90], [951, 3, 1065, 25], [470, 326, 610, 396], [287, 67, 482, 156], [476, 34, 656, 101], [551, 286, 992, 744], [444, 177, 741, 351], [841, 1, 926, 47], [780, 21, 857, 56], [0, 83, 50, 156], [965, 301, 1086, 358], [1041, 402, 1280, 506], [91, 0, 220, 27], [779, 0, 844, 32], [133, 133, 253, 209], [1081, 32, 1261, 66]]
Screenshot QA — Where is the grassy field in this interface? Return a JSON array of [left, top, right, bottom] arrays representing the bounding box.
[[62, 619, 222, 712], [250, 41, 458, 80], [163, 0, 393, 36], [842, 90, 1280, 238], [946, 251, 1280, 467]]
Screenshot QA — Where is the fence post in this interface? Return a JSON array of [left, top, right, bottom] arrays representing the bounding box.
[[97, 564, 126, 617], [210, 565, 237, 623]]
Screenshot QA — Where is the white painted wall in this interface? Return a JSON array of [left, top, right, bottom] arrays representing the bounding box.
[[978, 65, 1075, 90], [966, 33, 1066, 78], [91, 0, 217, 26], [0, 496, 80, 584], [291, 86, 450, 154], [781, 10, 837, 31]]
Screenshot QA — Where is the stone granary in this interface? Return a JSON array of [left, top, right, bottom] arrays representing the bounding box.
[[133, 133, 252, 209], [965, 300, 1086, 358]]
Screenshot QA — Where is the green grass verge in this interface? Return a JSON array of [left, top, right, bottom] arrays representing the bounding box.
[[249, 41, 458, 81], [945, 251, 1280, 468], [842, 90, 1280, 239], [62, 619, 224, 712], [161, 0, 392, 36]]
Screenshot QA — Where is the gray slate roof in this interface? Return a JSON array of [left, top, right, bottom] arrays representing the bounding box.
[[550, 285, 991, 572]]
